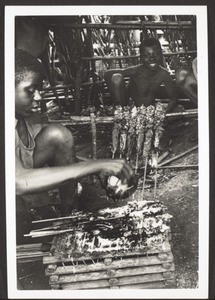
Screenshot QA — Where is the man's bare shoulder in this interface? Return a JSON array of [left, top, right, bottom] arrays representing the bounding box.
[[123, 64, 143, 76], [159, 66, 171, 76], [157, 66, 173, 81]]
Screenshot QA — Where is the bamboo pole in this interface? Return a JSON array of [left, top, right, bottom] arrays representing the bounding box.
[[46, 254, 174, 275], [81, 50, 197, 61], [49, 21, 194, 30], [158, 145, 198, 167], [165, 110, 198, 117], [43, 243, 172, 264], [50, 264, 175, 284], [42, 80, 104, 94], [46, 109, 198, 126], [58, 272, 174, 289], [158, 164, 198, 169]]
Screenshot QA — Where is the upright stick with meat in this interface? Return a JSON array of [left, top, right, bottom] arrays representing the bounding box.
[[135, 105, 146, 171], [141, 105, 155, 197], [111, 105, 123, 159], [143, 105, 155, 160], [126, 106, 137, 162], [136, 105, 147, 156], [119, 106, 130, 158], [154, 102, 166, 150]]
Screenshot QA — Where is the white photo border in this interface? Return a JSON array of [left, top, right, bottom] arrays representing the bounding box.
[[5, 5, 209, 299]]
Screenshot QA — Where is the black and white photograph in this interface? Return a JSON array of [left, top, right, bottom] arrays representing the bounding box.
[[3, 4, 210, 299]]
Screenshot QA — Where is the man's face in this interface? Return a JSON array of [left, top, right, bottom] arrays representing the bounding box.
[[15, 71, 43, 118], [141, 45, 162, 71]]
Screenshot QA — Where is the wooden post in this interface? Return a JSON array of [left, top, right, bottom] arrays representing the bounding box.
[[74, 62, 82, 115], [74, 22, 82, 115]]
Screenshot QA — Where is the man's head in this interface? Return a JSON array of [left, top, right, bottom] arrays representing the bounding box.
[[15, 49, 45, 118], [139, 38, 163, 71]]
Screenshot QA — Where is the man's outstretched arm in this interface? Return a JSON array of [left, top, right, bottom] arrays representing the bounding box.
[[16, 154, 133, 196]]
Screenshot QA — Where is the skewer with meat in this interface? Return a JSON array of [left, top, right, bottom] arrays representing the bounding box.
[[135, 105, 146, 172], [126, 106, 137, 161], [141, 105, 155, 197], [136, 105, 147, 156], [142, 105, 155, 159], [119, 106, 130, 158], [154, 102, 166, 150], [111, 105, 123, 158]]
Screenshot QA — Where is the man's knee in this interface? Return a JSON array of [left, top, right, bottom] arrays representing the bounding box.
[[111, 73, 124, 87], [175, 67, 192, 88], [42, 124, 74, 148]]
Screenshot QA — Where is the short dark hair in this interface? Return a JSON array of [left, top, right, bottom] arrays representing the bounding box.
[[15, 48, 45, 85], [139, 38, 162, 56]]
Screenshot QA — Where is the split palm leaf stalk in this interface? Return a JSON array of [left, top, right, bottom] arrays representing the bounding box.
[[108, 16, 140, 68], [160, 15, 197, 70], [48, 17, 91, 114]]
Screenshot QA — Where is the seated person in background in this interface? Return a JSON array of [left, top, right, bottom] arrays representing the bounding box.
[[15, 49, 133, 224], [104, 37, 178, 113], [175, 57, 197, 107]]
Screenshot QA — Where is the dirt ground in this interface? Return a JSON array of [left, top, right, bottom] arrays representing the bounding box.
[[17, 114, 199, 290]]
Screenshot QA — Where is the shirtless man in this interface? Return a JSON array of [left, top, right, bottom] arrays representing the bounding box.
[[175, 57, 197, 107], [104, 37, 178, 113], [15, 48, 133, 219]]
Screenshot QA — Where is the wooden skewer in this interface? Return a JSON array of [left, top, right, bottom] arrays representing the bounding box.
[[154, 153, 159, 198], [141, 157, 148, 199], [31, 225, 61, 232], [24, 228, 75, 238], [32, 214, 84, 224], [137, 163, 198, 171], [135, 153, 139, 174]]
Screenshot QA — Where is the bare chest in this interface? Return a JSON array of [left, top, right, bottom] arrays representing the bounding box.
[[131, 72, 163, 94], [16, 120, 30, 147]]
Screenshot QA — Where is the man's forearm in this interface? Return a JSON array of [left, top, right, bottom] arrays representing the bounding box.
[[16, 160, 102, 195]]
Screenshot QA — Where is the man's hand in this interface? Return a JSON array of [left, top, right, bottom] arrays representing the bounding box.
[[173, 104, 185, 113], [98, 159, 134, 184]]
